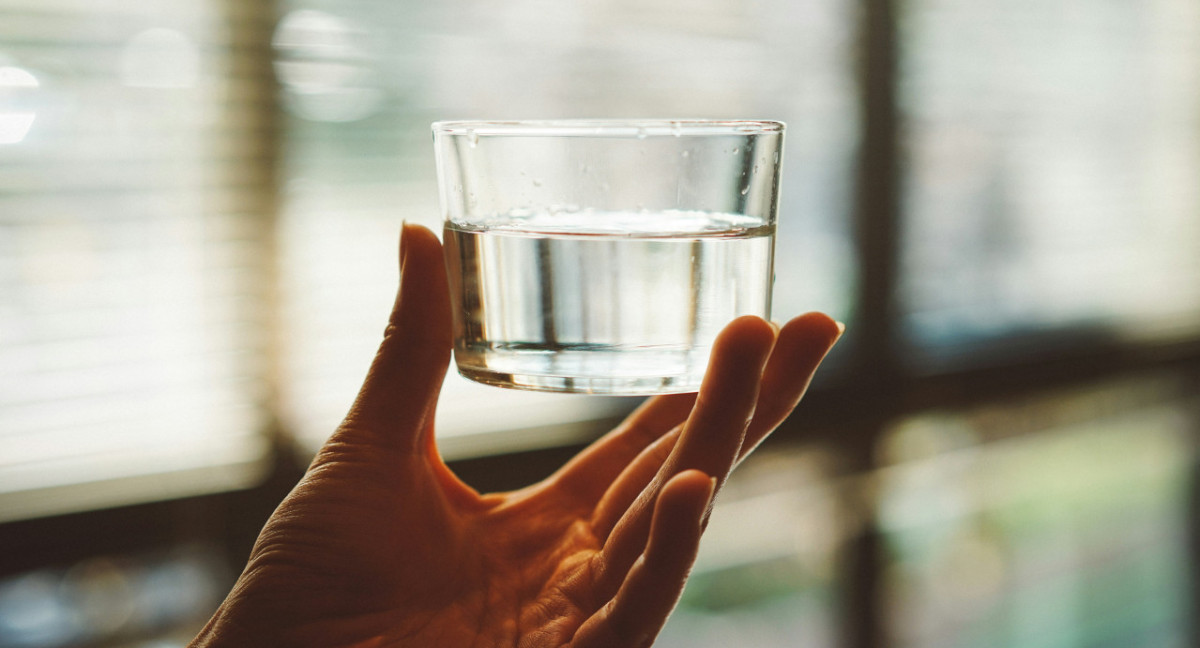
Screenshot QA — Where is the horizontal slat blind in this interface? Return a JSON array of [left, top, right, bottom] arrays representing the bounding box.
[[0, 0, 862, 515], [0, 0, 273, 520]]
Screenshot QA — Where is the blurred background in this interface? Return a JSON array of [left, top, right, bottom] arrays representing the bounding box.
[[1, 0, 1198, 646]]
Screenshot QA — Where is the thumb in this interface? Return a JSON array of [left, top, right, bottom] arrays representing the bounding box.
[[338, 223, 453, 453]]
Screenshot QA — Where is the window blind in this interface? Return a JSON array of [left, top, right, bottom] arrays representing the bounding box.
[[0, 0, 861, 519], [0, 0, 274, 521]]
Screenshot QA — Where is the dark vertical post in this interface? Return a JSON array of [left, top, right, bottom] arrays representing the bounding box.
[[855, 0, 901, 356], [841, 0, 902, 645]]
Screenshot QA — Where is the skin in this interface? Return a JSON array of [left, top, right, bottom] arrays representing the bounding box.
[[190, 223, 843, 648]]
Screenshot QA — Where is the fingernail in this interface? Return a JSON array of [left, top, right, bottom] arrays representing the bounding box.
[[707, 476, 718, 503], [768, 320, 782, 336], [835, 320, 846, 336]]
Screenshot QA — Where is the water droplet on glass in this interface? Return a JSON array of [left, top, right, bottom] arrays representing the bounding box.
[[532, 178, 542, 187], [773, 151, 780, 164], [467, 129, 478, 148], [680, 150, 690, 158], [636, 127, 648, 140], [671, 122, 682, 137], [732, 147, 739, 154], [740, 185, 749, 196]]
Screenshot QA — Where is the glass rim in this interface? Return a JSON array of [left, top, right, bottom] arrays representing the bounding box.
[[431, 119, 785, 137]]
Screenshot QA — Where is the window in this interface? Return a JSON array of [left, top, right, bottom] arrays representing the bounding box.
[[898, 0, 1200, 362], [3, 0, 1200, 647], [0, 0, 858, 509]]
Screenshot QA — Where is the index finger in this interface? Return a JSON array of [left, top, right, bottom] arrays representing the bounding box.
[[593, 316, 775, 585], [663, 315, 777, 482], [738, 312, 843, 460]]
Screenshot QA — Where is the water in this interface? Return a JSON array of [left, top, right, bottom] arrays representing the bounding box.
[[443, 209, 774, 394]]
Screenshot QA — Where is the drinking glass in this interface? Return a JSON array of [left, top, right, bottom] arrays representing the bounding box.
[[434, 119, 784, 395]]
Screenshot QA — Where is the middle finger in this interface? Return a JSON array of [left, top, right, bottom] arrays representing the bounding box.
[[591, 316, 776, 586]]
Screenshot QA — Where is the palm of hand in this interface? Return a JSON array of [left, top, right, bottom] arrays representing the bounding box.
[[231, 397, 701, 648], [193, 224, 841, 648]]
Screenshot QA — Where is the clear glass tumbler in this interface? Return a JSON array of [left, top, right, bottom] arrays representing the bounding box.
[[434, 119, 784, 395]]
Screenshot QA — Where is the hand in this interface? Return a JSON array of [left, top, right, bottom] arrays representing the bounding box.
[[190, 223, 842, 648]]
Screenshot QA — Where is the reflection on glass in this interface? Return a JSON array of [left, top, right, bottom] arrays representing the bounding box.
[[273, 10, 383, 122], [898, 0, 1200, 356], [877, 378, 1194, 648], [0, 65, 38, 144]]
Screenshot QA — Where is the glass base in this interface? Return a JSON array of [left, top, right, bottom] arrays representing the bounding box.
[[453, 345, 709, 395]]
